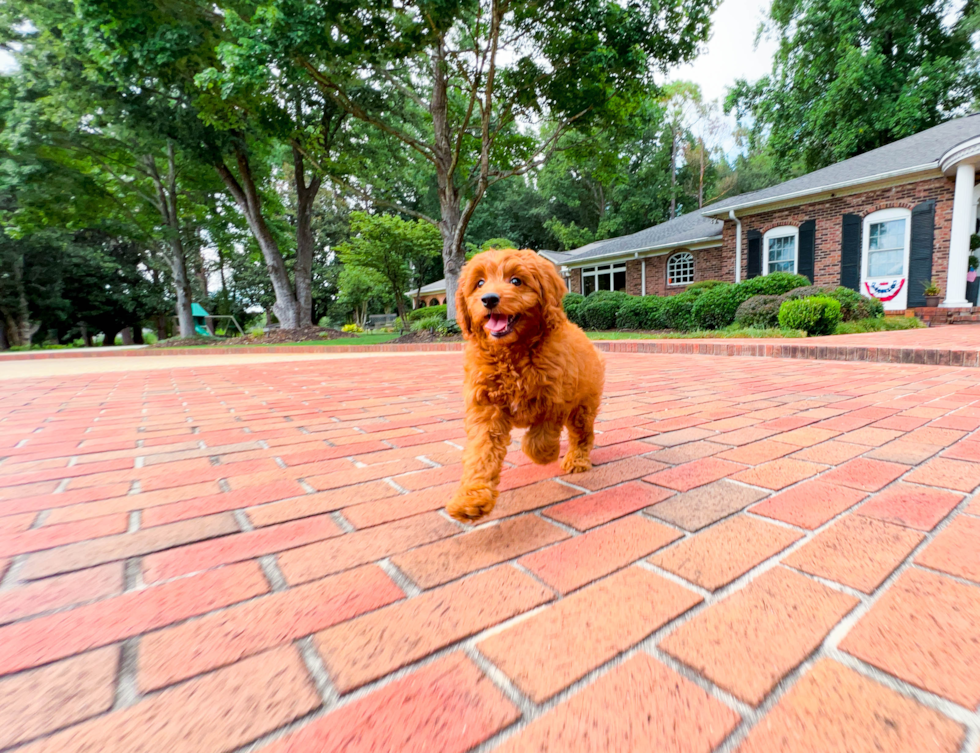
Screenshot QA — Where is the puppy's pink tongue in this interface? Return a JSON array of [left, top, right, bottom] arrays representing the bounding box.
[[485, 313, 509, 333]]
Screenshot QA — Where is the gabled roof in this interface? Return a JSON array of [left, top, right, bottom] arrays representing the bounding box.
[[416, 279, 446, 295], [560, 112, 980, 266], [703, 113, 980, 216], [562, 210, 723, 265]]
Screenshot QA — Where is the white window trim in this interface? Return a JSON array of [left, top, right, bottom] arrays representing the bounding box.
[[763, 226, 799, 275], [666, 251, 695, 286], [581, 263, 627, 294], [861, 207, 912, 282]]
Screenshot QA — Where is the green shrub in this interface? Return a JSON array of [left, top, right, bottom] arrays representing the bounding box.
[[616, 296, 669, 330], [781, 285, 831, 301], [778, 296, 842, 336], [562, 293, 586, 327], [737, 272, 810, 298], [663, 291, 700, 331], [734, 295, 784, 329], [409, 304, 447, 321], [835, 316, 923, 334], [581, 290, 628, 330], [410, 315, 443, 332], [691, 284, 741, 330], [686, 280, 727, 292], [435, 318, 461, 336]]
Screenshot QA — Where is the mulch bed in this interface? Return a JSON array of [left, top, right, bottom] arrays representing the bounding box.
[[151, 326, 356, 348]]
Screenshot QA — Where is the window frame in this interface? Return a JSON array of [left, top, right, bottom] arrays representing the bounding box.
[[666, 251, 695, 286], [763, 226, 799, 275], [581, 263, 627, 295], [861, 207, 912, 282]]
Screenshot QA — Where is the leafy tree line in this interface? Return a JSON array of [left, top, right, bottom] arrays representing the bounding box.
[[3, 0, 980, 347]]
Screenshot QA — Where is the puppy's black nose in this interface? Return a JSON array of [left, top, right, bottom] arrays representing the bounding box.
[[481, 293, 500, 310]]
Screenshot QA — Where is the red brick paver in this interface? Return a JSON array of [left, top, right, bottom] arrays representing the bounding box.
[[4, 349, 980, 751]]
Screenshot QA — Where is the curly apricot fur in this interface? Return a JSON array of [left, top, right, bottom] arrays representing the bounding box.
[[446, 249, 605, 522]]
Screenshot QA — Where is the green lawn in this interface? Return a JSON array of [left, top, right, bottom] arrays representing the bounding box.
[[159, 332, 401, 348]]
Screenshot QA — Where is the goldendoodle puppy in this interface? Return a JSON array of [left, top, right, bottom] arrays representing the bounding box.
[[447, 248, 605, 522]]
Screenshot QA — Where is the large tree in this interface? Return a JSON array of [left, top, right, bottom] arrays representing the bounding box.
[[726, 0, 978, 172], [232, 0, 718, 316]]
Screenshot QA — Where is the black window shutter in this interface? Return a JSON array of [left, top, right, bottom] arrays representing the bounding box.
[[907, 200, 935, 308], [840, 214, 862, 292], [747, 230, 762, 279], [798, 220, 816, 282]]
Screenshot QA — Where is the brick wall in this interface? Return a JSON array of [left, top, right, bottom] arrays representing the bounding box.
[[641, 248, 723, 296], [720, 177, 957, 294], [569, 268, 582, 294]]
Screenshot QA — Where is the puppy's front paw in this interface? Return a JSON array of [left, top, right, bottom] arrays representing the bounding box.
[[560, 451, 592, 474], [446, 485, 498, 522]]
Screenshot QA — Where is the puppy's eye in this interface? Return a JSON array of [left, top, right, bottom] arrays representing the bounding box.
[[510, 277, 522, 286], [476, 280, 485, 288]]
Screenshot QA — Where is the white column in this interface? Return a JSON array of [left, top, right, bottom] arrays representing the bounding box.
[[641, 258, 646, 295], [943, 162, 976, 308]]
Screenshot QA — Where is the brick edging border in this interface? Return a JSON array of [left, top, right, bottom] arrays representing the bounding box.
[[2, 339, 978, 367]]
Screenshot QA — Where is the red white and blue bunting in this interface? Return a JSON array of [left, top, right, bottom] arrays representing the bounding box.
[[864, 278, 905, 301]]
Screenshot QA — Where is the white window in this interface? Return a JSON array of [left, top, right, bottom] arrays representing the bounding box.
[[667, 252, 695, 286], [763, 226, 799, 274], [581, 263, 626, 295], [863, 208, 911, 279]]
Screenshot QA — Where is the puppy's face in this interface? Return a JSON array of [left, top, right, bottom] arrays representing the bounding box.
[[456, 248, 568, 345]]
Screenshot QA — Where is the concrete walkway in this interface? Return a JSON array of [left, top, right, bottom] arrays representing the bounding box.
[[1, 352, 979, 752]]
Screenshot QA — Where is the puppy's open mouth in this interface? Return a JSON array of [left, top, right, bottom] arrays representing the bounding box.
[[485, 312, 519, 338]]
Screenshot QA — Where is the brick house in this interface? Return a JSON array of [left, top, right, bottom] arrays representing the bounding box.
[[562, 114, 980, 312]]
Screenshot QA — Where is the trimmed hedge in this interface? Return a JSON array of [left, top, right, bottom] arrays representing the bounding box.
[[562, 293, 586, 327], [686, 279, 727, 292], [581, 290, 629, 330], [691, 284, 741, 330], [408, 304, 446, 321], [663, 291, 700, 331], [734, 295, 783, 329], [778, 296, 842, 336], [736, 272, 811, 298], [616, 295, 669, 330]]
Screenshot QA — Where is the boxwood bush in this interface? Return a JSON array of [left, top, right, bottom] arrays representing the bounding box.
[[408, 304, 446, 321], [734, 295, 784, 329], [778, 296, 842, 336], [581, 290, 629, 330], [691, 284, 741, 330], [562, 293, 586, 327], [616, 295, 669, 330], [663, 291, 701, 331], [686, 279, 727, 293], [737, 272, 811, 298]]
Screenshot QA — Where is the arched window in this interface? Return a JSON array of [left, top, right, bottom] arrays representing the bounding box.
[[417, 300, 427, 308], [667, 252, 695, 286], [430, 298, 441, 307]]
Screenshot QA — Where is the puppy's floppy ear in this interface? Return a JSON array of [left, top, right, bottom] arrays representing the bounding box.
[[455, 261, 475, 339], [529, 251, 568, 331]]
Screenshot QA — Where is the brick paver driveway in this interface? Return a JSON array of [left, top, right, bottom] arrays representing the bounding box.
[[1, 352, 979, 752]]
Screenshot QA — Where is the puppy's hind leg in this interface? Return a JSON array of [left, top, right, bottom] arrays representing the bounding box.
[[522, 421, 562, 465], [561, 402, 597, 474], [447, 406, 512, 522]]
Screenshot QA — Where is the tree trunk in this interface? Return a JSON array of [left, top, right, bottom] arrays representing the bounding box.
[[195, 248, 209, 297], [80, 323, 92, 348], [132, 326, 144, 345], [102, 326, 120, 346], [670, 124, 678, 219], [0, 319, 9, 350], [216, 147, 299, 329], [292, 145, 321, 329]]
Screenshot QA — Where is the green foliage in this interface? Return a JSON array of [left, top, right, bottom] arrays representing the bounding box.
[[337, 213, 442, 321], [336, 266, 392, 328], [616, 296, 669, 330], [562, 293, 587, 327], [725, 0, 976, 173], [734, 295, 784, 329], [409, 304, 447, 321], [691, 284, 740, 330], [686, 280, 727, 292], [971, 235, 980, 252], [663, 292, 701, 331], [736, 273, 811, 298], [778, 296, 842, 336], [835, 316, 924, 334], [581, 291, 629, 330]]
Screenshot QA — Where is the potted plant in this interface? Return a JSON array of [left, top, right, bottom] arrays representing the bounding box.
[[923, 280, 942, 308]]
